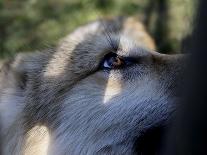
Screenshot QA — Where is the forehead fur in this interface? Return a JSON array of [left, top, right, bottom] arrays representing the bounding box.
[[45, 35, 151, 80]]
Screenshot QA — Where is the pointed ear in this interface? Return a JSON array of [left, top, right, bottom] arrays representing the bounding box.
[[0, 52, 43, 90], [0, 55, 28, 90]]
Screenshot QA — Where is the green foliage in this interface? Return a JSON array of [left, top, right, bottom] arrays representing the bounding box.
[[0, 0, 196, 58]]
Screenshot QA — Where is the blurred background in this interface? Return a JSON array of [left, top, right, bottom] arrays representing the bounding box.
[[0, 0, 197, 58]]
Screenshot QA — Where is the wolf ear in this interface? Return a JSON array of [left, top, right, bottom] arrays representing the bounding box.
[[12, 58, 28, 89], [0, 52, 43, 90], [0, 54, 29, 90]]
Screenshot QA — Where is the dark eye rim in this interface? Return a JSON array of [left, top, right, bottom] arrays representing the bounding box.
[[99, 52, 137, 70]]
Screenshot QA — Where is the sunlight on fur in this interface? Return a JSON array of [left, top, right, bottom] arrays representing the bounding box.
[[44, 49, 70, 77], [24, 125, 50, 155], [103, 75, 122, 104]]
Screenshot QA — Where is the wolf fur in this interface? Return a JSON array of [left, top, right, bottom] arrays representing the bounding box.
[[0, 17, 183, 155]]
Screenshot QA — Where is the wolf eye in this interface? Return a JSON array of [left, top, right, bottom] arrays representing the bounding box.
[[101, 53, 124, 69], [101, 53, 135, 69]]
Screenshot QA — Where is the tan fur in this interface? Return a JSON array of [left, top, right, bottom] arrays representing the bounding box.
[[123, 17, 156, 50], [24, 125, 50, 155], [0, 16, 184, 155]]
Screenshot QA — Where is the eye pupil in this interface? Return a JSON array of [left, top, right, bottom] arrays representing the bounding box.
[[108, 57, 116, 66]]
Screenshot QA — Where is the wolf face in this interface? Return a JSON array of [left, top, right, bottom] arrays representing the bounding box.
[[0, 17, 184, 155]]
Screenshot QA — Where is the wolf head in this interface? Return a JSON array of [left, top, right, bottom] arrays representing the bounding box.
[[0, 17, 184, 155]]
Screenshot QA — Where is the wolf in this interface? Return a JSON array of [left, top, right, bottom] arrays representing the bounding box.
[[0, 17, 184, 155]]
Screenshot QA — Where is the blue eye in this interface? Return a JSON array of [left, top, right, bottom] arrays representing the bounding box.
[[101, 53, 136, 69]]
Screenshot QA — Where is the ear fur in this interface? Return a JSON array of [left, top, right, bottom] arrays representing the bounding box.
[[0, 55, 28, 90], [0, 52, 45, 91]]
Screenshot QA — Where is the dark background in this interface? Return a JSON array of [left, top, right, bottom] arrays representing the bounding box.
[[164, 0, 207, 154]]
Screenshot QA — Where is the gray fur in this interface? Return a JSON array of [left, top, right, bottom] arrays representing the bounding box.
[[0, 17, 183, 155]]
